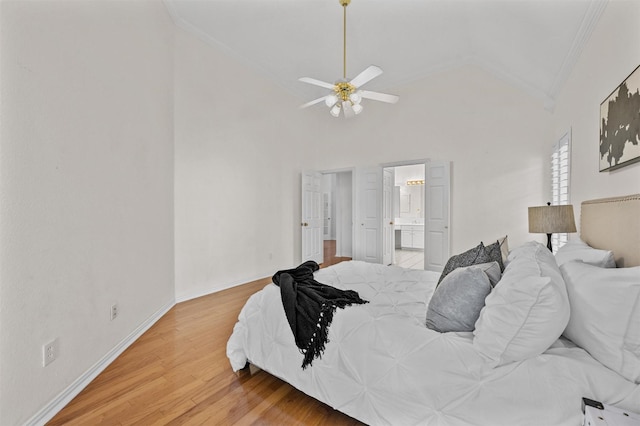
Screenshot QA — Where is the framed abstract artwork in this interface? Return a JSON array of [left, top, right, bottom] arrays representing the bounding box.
[[599, 65, 640, 172]]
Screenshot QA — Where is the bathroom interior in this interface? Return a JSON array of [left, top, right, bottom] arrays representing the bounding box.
[[392, 164, 426, 269]]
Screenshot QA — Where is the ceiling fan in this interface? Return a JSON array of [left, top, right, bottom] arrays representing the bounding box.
[[299, 0, 399, 118]]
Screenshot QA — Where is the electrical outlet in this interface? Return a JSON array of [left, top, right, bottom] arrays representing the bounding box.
[[43, 338, 59, 367], [110, 303, 118, 321]]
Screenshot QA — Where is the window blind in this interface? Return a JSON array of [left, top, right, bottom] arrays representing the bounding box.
[[551, 132, 571, 252]]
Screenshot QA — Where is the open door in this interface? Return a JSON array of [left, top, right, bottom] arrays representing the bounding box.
[[301, 171, 323, 264], [425, 161, 450, 272], [355, 167, 382, 263], [323, 192, 332, 240], [382, 168, 395, 265]]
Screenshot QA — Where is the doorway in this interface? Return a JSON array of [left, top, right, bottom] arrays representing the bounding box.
[[321, 171, 353, 266], [384, 164, 426, 269], [303, 162, 449, 272], [380, 160, 450, 272]]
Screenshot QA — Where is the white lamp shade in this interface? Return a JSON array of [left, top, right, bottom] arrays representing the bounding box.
[[325, 94, 338, 107]]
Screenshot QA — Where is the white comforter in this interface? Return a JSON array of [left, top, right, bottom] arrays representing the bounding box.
[[227, 261, 640, 426]]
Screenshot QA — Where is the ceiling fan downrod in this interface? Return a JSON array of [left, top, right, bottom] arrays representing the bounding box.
[[341, 0, 350, 80]]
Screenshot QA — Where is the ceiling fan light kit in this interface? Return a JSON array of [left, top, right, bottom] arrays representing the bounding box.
[[299, 0, 399, 118]]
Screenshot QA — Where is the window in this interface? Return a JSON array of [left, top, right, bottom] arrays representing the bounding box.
[[551, 131, 571, 252]]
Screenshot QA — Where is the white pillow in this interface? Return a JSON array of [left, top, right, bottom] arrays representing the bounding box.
[[555, 238, 616, 268], [561, 261, 640, 383], [473, 241, 570, 366], [498, 235, 509, 265]]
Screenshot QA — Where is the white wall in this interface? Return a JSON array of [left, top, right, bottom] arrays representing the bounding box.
[[300, 65, 554, 253], [553, 0, 640, 218], [173, 28, 314, 301], [394, 164, 425, 186], [0, 1, 175, 425], [173, 21, 554, 299]]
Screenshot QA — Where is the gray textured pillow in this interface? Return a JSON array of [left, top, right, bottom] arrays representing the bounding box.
[[484, 240, 505, 271], [471, 261, 502, 287], [438, 243, 486, 284], [426, 266, 492, 333]]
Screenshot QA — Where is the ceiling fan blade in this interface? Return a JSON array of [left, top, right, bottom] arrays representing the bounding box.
[[299, 95, 332, 109], [349, 65, 383, 88], [298, 77, 336, 90], [360, 90, 399, 104], [342, 101, 355, 118]]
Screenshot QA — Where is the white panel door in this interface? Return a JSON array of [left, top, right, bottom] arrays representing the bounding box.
[[382, 168, 395, 265], [301, 171, 323, 264], [425, 161, 450, 272], [355, 167, 382, 263], [323, 192, 332, 240]]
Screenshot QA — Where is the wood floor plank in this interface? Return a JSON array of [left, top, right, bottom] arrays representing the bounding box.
[[120, 378, 200, 426], [47, 251, 360, 425]]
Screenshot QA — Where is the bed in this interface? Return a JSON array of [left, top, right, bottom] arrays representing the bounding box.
[[227, 194, 640, 425]]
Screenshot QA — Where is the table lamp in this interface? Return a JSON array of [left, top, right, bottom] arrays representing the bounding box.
[[528, 202, 577, 251]]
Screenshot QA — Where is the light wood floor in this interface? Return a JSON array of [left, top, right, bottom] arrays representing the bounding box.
[[48, 248, 359, 425], [321, 239, 351, 268]]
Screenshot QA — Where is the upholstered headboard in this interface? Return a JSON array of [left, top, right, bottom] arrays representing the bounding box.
[[580, 194, 640, 267]]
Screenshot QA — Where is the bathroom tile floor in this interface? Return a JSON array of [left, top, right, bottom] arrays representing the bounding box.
[[394, 249, 424, 270], [322, 240, 424, 270]]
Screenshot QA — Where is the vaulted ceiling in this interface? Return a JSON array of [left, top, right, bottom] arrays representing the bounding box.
[[164, 0, 607, 109]]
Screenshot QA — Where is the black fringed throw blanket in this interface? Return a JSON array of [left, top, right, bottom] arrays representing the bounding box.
[[272, 261, 368, 369]]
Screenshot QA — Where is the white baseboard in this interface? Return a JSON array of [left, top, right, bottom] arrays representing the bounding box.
[[175, 274, 270, 303], [26, 299, 175, 426]]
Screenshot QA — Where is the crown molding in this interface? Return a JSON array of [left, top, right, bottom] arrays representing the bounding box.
[[161, 0, 609, 110], [162, 0, 304, 100], [548, 0, 608, 98]]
